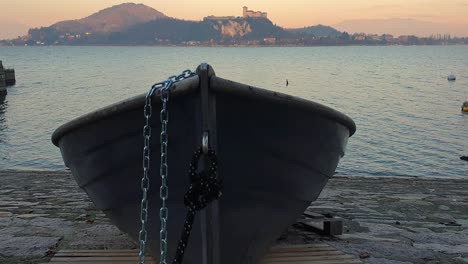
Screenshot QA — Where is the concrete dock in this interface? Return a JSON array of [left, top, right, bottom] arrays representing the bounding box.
[[0, 170, 467, 264]]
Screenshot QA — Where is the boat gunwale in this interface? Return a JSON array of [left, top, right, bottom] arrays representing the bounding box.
[[51, 76, 200, 146], [51, 74, 356, 146], [210, 76, 356, 136]]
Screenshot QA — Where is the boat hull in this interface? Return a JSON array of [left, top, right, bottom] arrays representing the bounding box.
[[53, 67, 355, 264]]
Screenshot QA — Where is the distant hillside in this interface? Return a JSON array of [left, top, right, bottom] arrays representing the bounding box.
[[287, 24, 342, 37], [104, 17, 292, 45], [205, 17, 292, 40], [22, 2, 292, 46], [5, 3, 350, 46], [51, 3, 167, 34], [3, 3, 468, 46], [334, 19, 452, 36]]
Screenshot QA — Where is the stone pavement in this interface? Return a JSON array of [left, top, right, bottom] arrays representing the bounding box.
[[0, 170, 135, 264], [306, 176, 468, 264], [0, 170, 467, 263]]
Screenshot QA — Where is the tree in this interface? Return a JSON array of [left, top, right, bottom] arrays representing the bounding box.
[[340, 32, 350, 42]]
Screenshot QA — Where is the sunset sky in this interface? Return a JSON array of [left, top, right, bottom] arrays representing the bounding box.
[[1, 0, 468, 38]]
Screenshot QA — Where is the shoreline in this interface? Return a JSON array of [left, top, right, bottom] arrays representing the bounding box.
[[1, 170, 468, 263], [1, 44, 468, 48], [3, 168, 466, 180]]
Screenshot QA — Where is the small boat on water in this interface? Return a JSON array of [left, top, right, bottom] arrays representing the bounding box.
[[448, 73, 456, 81], [52, 64, 355, 264]]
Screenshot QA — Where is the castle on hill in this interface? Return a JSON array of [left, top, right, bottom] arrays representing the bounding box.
[[243, 6, 267, 18], [204, 6, 267, 20]]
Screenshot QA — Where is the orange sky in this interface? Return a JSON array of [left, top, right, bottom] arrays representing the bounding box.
[[1, 0, 468, 37]]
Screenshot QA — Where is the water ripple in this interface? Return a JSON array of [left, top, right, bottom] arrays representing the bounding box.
[[0, 46, 467, 177]]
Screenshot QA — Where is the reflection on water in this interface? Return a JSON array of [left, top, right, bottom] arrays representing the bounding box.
[[0, 93, 8, 156], [0, 93, 7, 129]]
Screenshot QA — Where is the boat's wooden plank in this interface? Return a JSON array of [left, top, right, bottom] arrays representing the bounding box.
[[272, 244, 333, 249], [52, 251, 348, 259], [50, 244, 361, 264], [262, 260, 362, 264], [58, 246, 337, 254], [270, 247, 337, 252], [57, 249, 139, 253], [54, 252, 146, 257], [49, 261, 359, 264], [49, 256, 151, 262], [269, 245, 336, 253], [262, 254, 354, 261], [266, 250, 345, 257], [49, 262, 153, 264], [49, 262, 132, 264], [269, 248, 339, 255]]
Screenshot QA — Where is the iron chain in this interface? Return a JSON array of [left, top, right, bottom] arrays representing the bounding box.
[[139, 69, 196, 264]]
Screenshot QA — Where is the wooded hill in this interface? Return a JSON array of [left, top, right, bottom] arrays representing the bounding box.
[[10, 3, 344, 45]]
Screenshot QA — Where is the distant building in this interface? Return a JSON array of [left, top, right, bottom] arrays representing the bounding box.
[[263, 37, 276, 44], [203, 7, 267, 21], [382, 34, 394, 41], [398, 35, 409, 44], [243, 6, 267, 18], [369, 34, 381, 41], [352, 33, 366, 41]]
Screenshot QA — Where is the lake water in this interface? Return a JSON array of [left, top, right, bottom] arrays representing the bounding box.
[[0, 46, 467, 177]]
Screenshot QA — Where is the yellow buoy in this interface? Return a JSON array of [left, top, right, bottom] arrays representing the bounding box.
[[463, 101, 468, 113]]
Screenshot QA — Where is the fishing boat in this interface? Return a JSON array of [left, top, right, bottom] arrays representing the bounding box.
[[448, 73, 456, 81], [52, 64, 356, 264]]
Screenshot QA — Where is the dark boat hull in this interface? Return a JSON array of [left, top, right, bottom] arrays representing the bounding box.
[[52, 65, 355, 263]]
